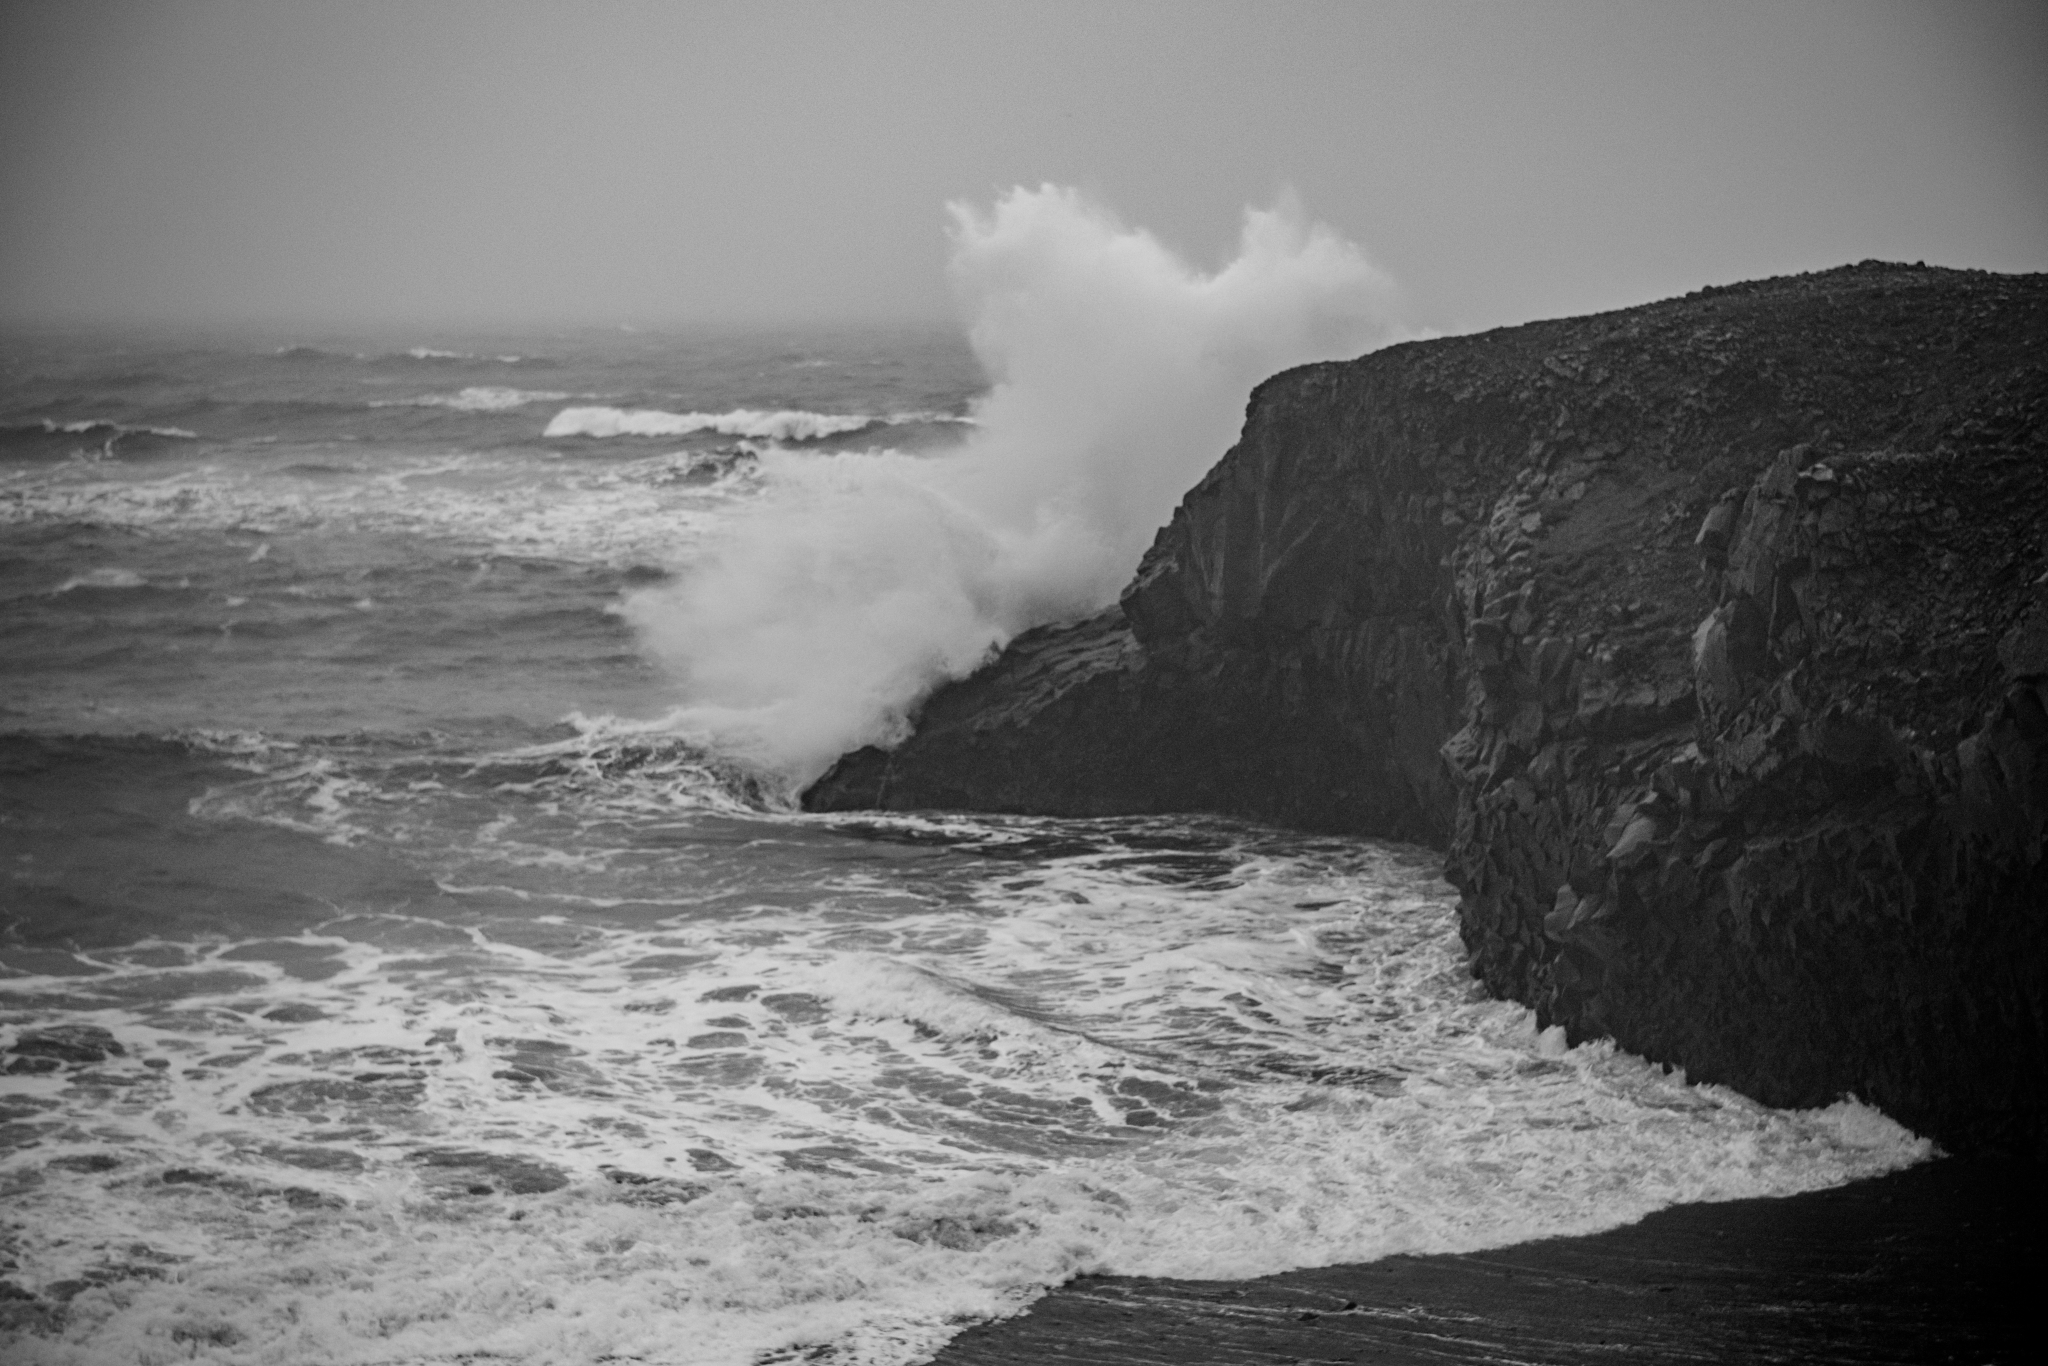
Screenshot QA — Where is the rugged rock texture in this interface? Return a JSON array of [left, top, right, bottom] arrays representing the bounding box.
[[806, 262, 2048, 1155]]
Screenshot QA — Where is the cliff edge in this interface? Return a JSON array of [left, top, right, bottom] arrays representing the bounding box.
[[807, 262, 2048, 1155]]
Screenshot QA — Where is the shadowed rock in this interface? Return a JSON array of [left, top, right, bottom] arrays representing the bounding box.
[[806, 261, 2048, 1156]]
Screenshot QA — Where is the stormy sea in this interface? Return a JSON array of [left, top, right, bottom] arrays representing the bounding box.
[[1, 194, 1930, 1365]]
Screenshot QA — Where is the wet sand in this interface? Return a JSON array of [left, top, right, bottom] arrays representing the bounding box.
[[933, 1159, 2034, 1364]]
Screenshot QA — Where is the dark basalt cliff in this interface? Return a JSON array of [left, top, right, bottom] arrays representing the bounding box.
[[807, 262, 2048, 1156]]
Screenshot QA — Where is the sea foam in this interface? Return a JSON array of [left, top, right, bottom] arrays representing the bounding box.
[[545, 406, 901, 442], [622, 186, 1407, 783], [0, 806, 1930, 1366], [373, 386, 571, 412], [51, 567, 149, 593]]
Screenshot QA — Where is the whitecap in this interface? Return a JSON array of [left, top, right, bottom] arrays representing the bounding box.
[[371, 386, 572, 412], [0, 447, 740, 565], [53, 567, 148, 592], [545, 406, 886, 443], [49, 419, 198, 440]]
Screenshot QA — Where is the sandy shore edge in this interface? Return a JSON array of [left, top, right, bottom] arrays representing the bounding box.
[[930, 1159, 2034, 1364]]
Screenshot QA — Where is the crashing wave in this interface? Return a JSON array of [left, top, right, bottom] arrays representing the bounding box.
[[620, 185, 1408, 783], [520, 713, 793, 813], [545, 406, 876, 442], [543, 406, 965, 443], [183, 722, 790, 849], [0, 419, 198, 461]]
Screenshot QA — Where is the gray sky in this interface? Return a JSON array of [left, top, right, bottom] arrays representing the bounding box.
[[3, 0, 2043, 335]]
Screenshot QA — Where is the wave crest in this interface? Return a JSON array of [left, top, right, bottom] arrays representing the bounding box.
[[381, 347, 558, 368], [545, 406, 893, 443], [0, 419, 198, 461], [371, 387, 571, 413]]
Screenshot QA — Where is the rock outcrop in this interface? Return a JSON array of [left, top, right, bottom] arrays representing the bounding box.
[[806, 262, 2048, 1155]]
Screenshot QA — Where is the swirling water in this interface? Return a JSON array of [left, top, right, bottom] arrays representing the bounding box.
[[0, 326, 1926, 1365]]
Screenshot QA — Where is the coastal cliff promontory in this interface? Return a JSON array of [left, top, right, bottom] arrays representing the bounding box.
[[806, 262, 2048, 1155]]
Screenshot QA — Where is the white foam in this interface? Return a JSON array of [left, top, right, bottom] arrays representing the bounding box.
[[622, 186, 1409, 782], [545, 406, 890, 442], [49, 419, 198, 439], [373, 386, 571, 412], [0, 447, 743, 566], [1, 417, 199, 443], [0, 814, 1931, 1365], [52, 566, 148, 592]]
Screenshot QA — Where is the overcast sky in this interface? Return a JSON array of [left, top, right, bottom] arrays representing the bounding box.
[[3, 0, 2043, 335]]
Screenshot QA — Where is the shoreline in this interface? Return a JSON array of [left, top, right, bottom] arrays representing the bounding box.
[[807, 265, 2048, 1159], [932, 1158, 2033, 1364]]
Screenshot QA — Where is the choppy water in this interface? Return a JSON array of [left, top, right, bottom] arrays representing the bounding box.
[[1, 326, 1927, 1365]]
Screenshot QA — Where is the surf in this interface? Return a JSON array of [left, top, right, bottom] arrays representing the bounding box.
[[622, 186, 1409, 784]]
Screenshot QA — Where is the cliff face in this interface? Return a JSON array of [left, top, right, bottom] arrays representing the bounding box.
[[806, 262, 2048, 1154]]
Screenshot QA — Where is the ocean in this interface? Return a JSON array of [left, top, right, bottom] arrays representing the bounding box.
[[1, 321, 1929, 1365]]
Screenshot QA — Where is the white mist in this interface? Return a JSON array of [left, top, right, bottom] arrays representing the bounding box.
[[624, 185, 1407, 783]]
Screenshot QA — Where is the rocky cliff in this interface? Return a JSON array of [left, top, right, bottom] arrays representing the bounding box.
[[806, 262, 2048, 1155]]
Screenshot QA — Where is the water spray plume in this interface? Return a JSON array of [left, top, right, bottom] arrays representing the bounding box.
[[625, 185, 1408, 785]]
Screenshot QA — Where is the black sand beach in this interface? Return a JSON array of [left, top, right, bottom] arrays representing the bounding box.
[[934, 1159, 2034, 1364]]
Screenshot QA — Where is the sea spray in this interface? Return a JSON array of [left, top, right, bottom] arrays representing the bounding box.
[[622, 186, 1407, 781], [0, 291, 1947, 1366]]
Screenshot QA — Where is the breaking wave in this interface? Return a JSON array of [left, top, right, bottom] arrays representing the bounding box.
[[544, 407, 960, 443], [51, 567, 151, 593], [373, 386, 573, 412], [379, 347, 560, 368], [623, 185, 1408, 781], [0, 419, 198, 461], [271, 345, 560, 369]]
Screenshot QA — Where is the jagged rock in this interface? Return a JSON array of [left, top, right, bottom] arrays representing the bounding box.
[[1606, 810, 1662, 865], [807, 262, 2048, 1156], [1692, 608, 1743, 717], [1694, 491, 1743, 572]]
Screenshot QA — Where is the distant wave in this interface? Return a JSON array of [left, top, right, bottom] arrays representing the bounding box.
[[81, 368, 179, 389], [0, 419, 198, 460], [543, 406, 966, 443], [150, 397, 366, 431], [9, 418, 197, 440], [273, 345, 559, 369], [168, 392, 561, 423], [53, 567, 151, 593], [370, 386, 572, 413], [378, 347, 560, 369], [169, 396, 356, 415]]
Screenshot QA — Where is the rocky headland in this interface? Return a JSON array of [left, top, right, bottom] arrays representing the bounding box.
[[807, 262, 2048, 1157]]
